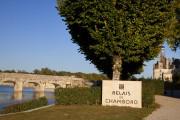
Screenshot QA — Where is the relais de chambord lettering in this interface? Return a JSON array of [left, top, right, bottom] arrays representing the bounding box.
[[102, 80, 142, 108]]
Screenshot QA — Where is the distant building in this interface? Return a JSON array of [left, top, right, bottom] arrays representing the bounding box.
[[153, 47, 174, 82]]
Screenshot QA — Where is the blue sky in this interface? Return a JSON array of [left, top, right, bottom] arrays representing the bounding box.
[[0, 0, 179, 78]]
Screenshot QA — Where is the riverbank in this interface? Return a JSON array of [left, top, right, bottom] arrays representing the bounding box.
[[0, 104, 54, 117]]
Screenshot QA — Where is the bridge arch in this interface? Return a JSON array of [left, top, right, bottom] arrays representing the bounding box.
[[2, 80, 16, 85], [26, 81, 39, 87], [23, 81, 45, 92], [1, 79, 23, 92], [48, 82, 62, 88]]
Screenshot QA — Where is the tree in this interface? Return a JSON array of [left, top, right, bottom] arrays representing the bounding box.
[[57, 0, 175, 80], [33, 68, 56, 75], [17, 70, 28, 74], [3, 69, 16, 73], [165, 1, 180, 50], [173, 59, 180, 84], [33, 69, 40, 74]]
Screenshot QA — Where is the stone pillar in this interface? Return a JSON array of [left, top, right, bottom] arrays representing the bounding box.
[[34, 91, 45, 99], [35, 83, 45, 92], [61, 82, 66, 88], [14, 80, 23, 92], [13, 91, 22, 100]]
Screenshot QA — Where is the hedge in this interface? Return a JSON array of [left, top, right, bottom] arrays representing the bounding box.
[[55, 87, 101, 105], [55, 80, 164, 107], [146, 80, 164, 95], [164, 81, 180, 90], [0, 97, 48, 114], [142, 80, 162, 107]]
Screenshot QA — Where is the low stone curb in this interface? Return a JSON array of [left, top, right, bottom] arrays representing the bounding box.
[[0, 104, 55, 117]]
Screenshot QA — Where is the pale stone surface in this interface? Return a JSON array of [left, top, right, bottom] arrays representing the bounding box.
[[13, 91, 22, 100], [0, 73, 85, 92], [144, 95, 180, 120], [102, 80, 142, 108]]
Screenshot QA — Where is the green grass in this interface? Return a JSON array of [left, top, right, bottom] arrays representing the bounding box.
[[0, 105, 156, 120]]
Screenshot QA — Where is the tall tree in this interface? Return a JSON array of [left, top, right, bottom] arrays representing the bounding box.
[[165, 1, 180, 50], [57, 0, 175, 80]]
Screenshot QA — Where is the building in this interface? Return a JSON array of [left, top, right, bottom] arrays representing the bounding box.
[[153, 47, 174, 82]]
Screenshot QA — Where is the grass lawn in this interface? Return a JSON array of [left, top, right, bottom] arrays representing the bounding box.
[[0, 105, 156, 120]]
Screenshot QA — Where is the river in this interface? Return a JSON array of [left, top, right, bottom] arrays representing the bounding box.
[[0, 85, 55, 110]]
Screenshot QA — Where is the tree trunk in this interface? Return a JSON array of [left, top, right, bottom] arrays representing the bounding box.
[[112, 56, 122, 80]]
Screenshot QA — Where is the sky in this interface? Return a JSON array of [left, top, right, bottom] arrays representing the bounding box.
[[0, 0, 179, 78]]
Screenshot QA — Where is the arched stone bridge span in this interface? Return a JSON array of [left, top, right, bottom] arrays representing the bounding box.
[[0, 73, 85, 92]]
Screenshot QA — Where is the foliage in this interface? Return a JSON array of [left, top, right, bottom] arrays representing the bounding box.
[[172, 59, 180, 84], [173, 73, 180, 84], [57, 0, 175, 79], [0, 69, 28, 74], [142, 80, 164, 107], [33, 67, 108, 80], [2, 69, 16, 73], [55, 87, 101, 105], [165, 81, 180, 90], [165, 1, 180, 50], [143, 80, 164, 95], [0, 97, 48, 114], [17, 70, 29, 74], [142, 82, 155, 107], [33, 68, 57, 75], [173, 75, 180, 86]]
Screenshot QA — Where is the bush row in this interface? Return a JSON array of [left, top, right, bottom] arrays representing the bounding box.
[[55, 87, 101, 105], [0, 97, 48, 114], [164, 81, 180, 90], [55, 80, 164, 107], [142, 80, 164, 107]]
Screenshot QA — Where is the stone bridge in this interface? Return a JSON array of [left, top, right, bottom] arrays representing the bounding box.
[[0, 73, 85, 92]]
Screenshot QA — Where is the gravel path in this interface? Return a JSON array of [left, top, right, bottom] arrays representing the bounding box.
[[144, 95, 180, 120]]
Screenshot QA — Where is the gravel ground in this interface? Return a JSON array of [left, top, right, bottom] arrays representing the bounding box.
[[144, 95, 180, 120]]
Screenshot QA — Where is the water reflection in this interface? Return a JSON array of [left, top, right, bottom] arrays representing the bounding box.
[[12, 91, 45, 100], [13, 91, 22, 100], [34, 91, 45, 99], [0, 86, 55, 110]]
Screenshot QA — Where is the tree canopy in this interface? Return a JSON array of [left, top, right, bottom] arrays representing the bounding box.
[[57, 0, 175, 80], [165, 1, 180, 50]]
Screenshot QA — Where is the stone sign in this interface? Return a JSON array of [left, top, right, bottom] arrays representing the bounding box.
[[102, 80, 142, 108]]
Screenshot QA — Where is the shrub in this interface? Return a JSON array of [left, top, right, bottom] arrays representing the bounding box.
[[0, 97, 48, 114], [142, 80, 164, 107], [143, 80, 164, 95], [152, 80, 164, 95], [142, 81, 155, 107], [165, 81, 180, 90], [55, 87, 101, 105]]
